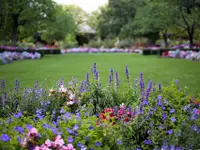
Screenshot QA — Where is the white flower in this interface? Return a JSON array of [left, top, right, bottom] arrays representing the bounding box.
[[67, 101, 75, 106], [69, 94, 75, 100], [59, 85, 67, 93]]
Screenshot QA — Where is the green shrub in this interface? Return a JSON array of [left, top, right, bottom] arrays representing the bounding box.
[[118, 38, 134, 48]]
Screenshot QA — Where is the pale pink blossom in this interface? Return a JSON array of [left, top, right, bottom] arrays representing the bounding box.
[[20, 138, 27, 147], [61, 146, 70, 150], [45, 139, 52, 147], [28, 128, 38, 137], [69, 94, 75, 100], [59, 85, 67, 93], [67, 101, 75, 106], [67, 144, 75, 150], [34, 146, 40, 150]]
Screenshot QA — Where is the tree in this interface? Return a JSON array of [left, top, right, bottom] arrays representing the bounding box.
[[64, 5, 89, 32], [132, 0, 174, 48], [97, 0, 137, 39], [0, 0, 56, 45], [171, 0, 200, 47], [42, 5, 76, 42]]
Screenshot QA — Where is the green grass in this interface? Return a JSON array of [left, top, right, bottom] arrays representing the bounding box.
[[0, 54, 200, 93]]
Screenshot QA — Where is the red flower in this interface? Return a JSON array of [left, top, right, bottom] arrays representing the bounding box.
[[100, 113, 106, 121], [124, 117, 130, 122], [118, 109, 124, 117], [198, 109, 200, 115], [104, 108, 114, 114]]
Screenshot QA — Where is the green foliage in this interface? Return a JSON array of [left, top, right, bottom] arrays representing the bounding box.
[[88, 39, 116, 48], [42, 5, 76, 43], [0, 0, 57, 45], [118, 39, 134, 48], [62, 34, 78, 49]]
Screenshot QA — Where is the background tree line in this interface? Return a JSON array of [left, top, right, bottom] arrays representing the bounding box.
[[0, 0, 200, 48]]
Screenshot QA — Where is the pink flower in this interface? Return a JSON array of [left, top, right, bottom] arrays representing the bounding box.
[[28, 128, 38, 137], [67, 144, 75, 150], [20, 138, 27, 148], [59, 85, 67, 93], [69, 94, 75, 100], [55, 135, 61, 141], [34, 146, 40, 150], [61, 146, 69, 150], [54, 139, 64, 147], [67, 101, 75, 106], [45, 139, 52, 147], [40, 144, 51, 150], [54, 135, 64, 147]]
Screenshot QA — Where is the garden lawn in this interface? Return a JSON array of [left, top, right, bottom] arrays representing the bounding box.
[[0, 53, 200, 93]]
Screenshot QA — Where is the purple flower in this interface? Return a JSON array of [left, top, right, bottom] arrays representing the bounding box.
[[192, 126, 199, 132], [17, 137, 22, 143], [60, 108, 65, 114], [171, 117, 176, 123], [14, 112, 22, 118], [84, 136, 89, 141], [43, 124, 51, 129], [162, 113, 167, 121], [63, 112, 72, 120], [116, 140, 122, 145], [36, 109, 44, 120], [95, 141, 101, 147], [157, 95, 163, 107], [77, 142, 83, 147], [95, 71, 99, 80], [144, 139, 151, 145], [125, 65, 129, 79], [67, 128, 73, 134], [73, 124, 79, 131], [145, 80, 152, 101], [110, 68, 114, 82], [68, 137, 74, 143], [76, 112, 81, 120], [14, 126, 24, 134], [0, 134, 10, 142], [167, 129, 173, 135], [170, 109, 176, 114], [93, 62, 97, 74], [89, 126, 94, 130], [7, 117, 12, 123], [140, 73, 144, 92], [86, 72, 89, 85], [164, 99, 168, 104]]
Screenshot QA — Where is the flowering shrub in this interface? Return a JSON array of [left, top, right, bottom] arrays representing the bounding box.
[[162, 50, 200, 61], [0, 51, 41, 64], [0, 63, 200, 149], [61, 48, 142, 54]]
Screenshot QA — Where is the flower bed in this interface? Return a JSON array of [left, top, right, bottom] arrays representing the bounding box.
[[162, 50, 200, 61], [0, 63, 200, 150], [61, 48, 143, 54], [0, 51, 41, 65], [0, 46, 61, 56]]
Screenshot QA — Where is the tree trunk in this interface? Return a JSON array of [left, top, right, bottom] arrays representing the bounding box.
[[11, 15, 19, 46], [188, 25, 194, 48], [163, 30, 168, 48]]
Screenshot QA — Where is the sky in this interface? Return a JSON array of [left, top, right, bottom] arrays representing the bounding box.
[[54, 0, 108, 13]]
